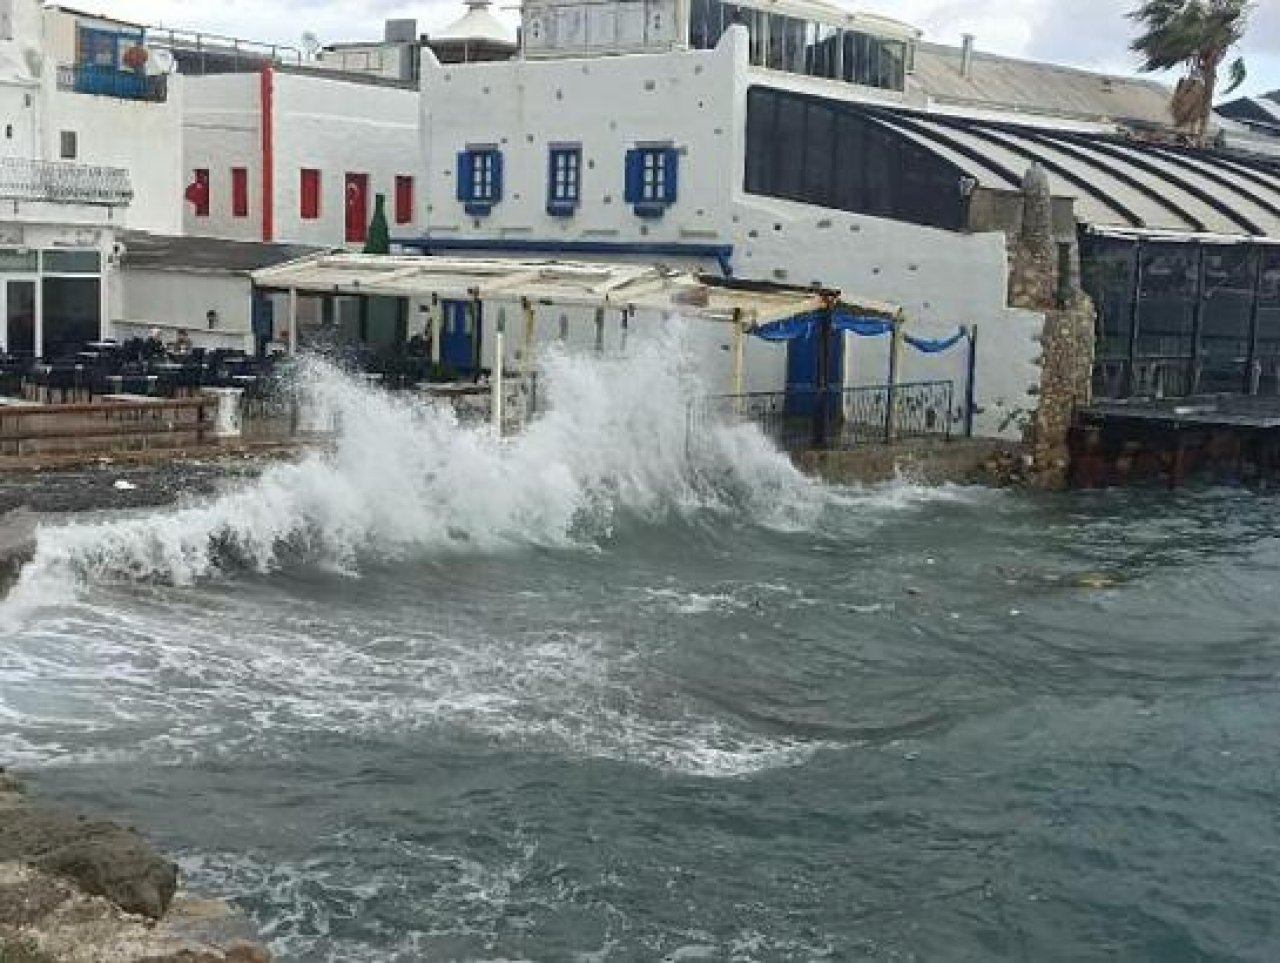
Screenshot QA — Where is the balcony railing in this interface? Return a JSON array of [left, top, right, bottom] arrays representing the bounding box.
[[56, 64, 169, 103], [0, 157, 133, 206]]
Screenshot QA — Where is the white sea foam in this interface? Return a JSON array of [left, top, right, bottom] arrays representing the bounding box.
[[2, 328, 822, 617]]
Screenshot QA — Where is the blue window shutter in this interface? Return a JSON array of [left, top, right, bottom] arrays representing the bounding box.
[[456, 151, 472, 202], [546, 150, 556, 202], [491, 151, 504, 202], [662, 148, 679, 203], [624, 149, 642, 204]]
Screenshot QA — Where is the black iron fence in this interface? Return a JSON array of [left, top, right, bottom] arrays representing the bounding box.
[[691, 380, 957, 452]]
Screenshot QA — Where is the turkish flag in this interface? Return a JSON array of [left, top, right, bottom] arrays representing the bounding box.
[[184, 174, 208, 212]]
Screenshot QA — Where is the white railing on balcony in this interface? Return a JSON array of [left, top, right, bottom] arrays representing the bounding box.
[[0, 157, 133, 206]]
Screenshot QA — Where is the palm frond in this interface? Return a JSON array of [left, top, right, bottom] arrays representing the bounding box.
[[1222, 56, 1248, 95]]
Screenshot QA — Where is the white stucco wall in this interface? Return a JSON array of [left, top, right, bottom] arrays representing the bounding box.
[[36, 7, 184, 236], [182, 72, 262, 240], [421, 34, 738, 246], [41, 82, 185, 235], [271, 71, 420, 247], [419, 27, 1043, 438], [116, 268, 253, 350], [181, 70, 420, 247], [733, 195, 1042, 437]]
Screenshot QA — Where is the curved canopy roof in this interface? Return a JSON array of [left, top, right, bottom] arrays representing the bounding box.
[[860, 105, 1280, 238]]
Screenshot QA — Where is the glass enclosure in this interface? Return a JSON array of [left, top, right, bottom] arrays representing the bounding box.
[[744, 86, 969, 230], [689, 0, 910, 92], [1082, 233, 1280, 399]]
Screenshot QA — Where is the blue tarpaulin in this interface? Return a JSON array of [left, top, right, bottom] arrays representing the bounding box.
[[904, 328, 968, 354], [833, 315, 895, 337], [753, 314, 969, 354], [752, 315, 816, 342]]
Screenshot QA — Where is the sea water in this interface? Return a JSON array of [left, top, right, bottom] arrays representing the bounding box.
[[2, 331, 1278, 961]]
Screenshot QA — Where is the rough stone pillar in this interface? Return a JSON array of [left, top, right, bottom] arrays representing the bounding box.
[[1008, 163, 1057, 311], [1006, 163, 1097, 489]]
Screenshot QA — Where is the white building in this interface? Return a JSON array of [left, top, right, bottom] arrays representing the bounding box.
[[0, 0, 186, 357], [410, 0, 1280, 436], [181, 65, 421, 249], [415, 4, 1040, 435]]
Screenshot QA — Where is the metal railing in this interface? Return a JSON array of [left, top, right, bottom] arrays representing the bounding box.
[[145, 25, 303, 70], [57, 64, 168, 102], [0, 157, 133, 206], [691, 381, 956, 452]]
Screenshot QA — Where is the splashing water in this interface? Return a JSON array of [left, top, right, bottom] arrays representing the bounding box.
[[3, 329, 823, 616]]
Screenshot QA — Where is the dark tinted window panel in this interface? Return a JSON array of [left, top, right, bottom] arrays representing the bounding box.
[[743, 88, 775, 196], [1256, 248, 1280, 394], [1136, 243, 1197, 359], [1080, 236, 1136, 362], [772, 92, 805, 199], [744, 86, 966, 231], [801, 101, 835, 205], [1199, 246, 1256, 393]]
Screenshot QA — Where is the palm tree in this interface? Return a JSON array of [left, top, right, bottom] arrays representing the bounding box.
[[1129, 0, 1253, 145]]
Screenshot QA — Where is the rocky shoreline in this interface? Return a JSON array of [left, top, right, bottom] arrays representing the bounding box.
[[1, 455, 285, 963], [0, 770, 271, 963]]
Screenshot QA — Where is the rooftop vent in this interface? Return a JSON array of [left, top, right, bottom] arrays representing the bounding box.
[[385, 18, 417, 44], [960, 33, 975, 78]]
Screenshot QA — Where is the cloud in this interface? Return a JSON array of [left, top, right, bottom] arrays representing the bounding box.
[[78, 0, 1280, 96]]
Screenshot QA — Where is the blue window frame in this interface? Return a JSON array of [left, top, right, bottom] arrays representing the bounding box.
[[456, 148, 503, 216], [624, 146, 679, 218], [547, 146, 582, 216]]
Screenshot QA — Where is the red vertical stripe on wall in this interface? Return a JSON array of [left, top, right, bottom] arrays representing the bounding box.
[[300, 169, 321, 219], [260, 65, 274, 241], [232, 167, 249, 217], [395, 175, 413, 224]]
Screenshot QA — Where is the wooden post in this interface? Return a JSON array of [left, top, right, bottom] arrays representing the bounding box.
[[731, 307, 746, 400], [287, 288, 298, 354], [965, 324, 978, 439], [469, 290, 483, 377], [491, 328, 504, 434], [430, 294, 442, 367], [520, 298, 536, 380], [812, 297, 835, 448], [885, 312, 903, 443]]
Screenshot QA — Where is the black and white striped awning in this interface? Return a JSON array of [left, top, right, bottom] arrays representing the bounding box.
[[858, 105, 1280, 238]]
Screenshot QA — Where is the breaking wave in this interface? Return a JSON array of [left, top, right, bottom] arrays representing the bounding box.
[[3, 329, 823, 615]]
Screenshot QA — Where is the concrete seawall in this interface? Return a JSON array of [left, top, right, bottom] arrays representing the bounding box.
[[794, 438, 1029, 487]]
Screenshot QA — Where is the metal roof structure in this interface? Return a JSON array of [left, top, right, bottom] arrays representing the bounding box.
[[859, 105, 1280, 237], [251, 254, 900, 325], [912, 42, 1176, 127], [120, 232, 325, 275]]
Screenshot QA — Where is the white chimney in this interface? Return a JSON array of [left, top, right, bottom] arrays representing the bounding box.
[[960, 33, 975, 78]]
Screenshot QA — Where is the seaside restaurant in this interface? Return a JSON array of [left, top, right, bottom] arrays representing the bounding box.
[[250, 252, 903, 395], [0, 246, 107, 360]]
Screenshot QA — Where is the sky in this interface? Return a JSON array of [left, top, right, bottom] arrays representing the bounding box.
[[82, 0, 1280, 98]]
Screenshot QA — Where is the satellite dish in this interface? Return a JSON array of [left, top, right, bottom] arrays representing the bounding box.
[[146, 47, 176, 75]]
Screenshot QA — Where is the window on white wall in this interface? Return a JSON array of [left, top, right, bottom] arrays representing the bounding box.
[[547, 146, 582, 216], [624, 146, 678, 217], [59, 131, 77, 160], [456, 148, 503, 217]]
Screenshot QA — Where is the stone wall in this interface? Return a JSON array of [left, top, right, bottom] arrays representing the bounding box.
[[1004, 164, 1097, 489]]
